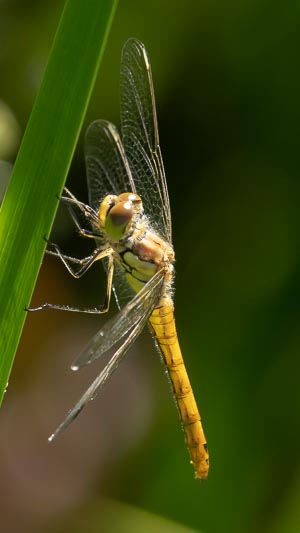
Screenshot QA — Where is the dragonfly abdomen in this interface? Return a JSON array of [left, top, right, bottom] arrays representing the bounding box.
[[149, 299, 209, 480]]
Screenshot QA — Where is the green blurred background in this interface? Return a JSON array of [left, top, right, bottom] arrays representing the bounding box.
[[1, 0, 300, 532]]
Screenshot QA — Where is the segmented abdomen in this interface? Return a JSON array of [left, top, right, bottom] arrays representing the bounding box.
[[149, 299, 209, 480]]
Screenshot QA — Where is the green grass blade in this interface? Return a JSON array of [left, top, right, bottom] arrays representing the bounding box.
[[0, 0, 118, 404]]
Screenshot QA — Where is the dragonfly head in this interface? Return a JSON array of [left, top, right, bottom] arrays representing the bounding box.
[[99, 192, 143, 241]]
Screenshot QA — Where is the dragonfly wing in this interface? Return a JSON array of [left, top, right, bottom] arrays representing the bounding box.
[[120, 38, 172, 243], [85, 119, 135, 210], [49, 313, 149, 442], [112, 260, 135, 310], [85, 120, 137, 310], [72, 269, 165, 370]]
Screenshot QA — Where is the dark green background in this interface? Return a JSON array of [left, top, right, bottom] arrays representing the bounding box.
[[1, 1, 299, 532]]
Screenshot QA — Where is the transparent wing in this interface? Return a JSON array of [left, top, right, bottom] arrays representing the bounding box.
[[112, 260, 135, 310], [84, 119, 135, 210], [120, 38, 172, 243], [84, 120, 137, 309], [49, 313, 149, 442], [72, 268, 165, 370]]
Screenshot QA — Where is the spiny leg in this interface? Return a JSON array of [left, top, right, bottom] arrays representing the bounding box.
[[27, 249, 114, 314], [45, 241, 108, 279], [60, 188, 98, 228], [58, 188, 100, 239], [63, 202, 101, 240]]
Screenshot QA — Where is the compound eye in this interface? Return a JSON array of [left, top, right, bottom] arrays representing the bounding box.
[[118, 192, 141, 204], [98, 194, 117, 230], [105, 200, 133, 240]]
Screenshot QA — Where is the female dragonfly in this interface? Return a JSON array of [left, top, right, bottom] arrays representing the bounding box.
[[32, 38, 209, 479]]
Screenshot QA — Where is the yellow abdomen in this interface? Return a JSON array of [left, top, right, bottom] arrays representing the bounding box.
[[149, 298, 209, 480]]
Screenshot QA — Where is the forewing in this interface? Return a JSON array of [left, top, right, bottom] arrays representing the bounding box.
[[120, 38, 172, 243], [84, 119, 135, 210], [72, 269, 165, 370]]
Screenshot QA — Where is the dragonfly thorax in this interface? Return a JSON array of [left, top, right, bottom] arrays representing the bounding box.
[[98, 192, 143, 242]]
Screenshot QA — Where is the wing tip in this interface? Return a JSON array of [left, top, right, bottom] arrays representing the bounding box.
[[48, 432, 56, 443]]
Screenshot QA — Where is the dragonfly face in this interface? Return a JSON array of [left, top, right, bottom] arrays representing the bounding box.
[[98, 192, 143, 242], [30, 38, 209, 479], [96, 189, 174, 297]]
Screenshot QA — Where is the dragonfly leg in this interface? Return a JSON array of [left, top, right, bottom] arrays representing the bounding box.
[[45, 248, 92, 266], [99, 250, 114, 313], [27, 248, 114, 314], [60, 187, 95, 218], [66, 203, 101, 239], [60, 187, 88, 211], [59, 189, 100, 239], [59, 187, 99, 235], [45, 241, 105, 278]]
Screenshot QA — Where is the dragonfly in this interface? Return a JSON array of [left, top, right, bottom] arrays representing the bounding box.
[[30, 38, 209, 480]]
